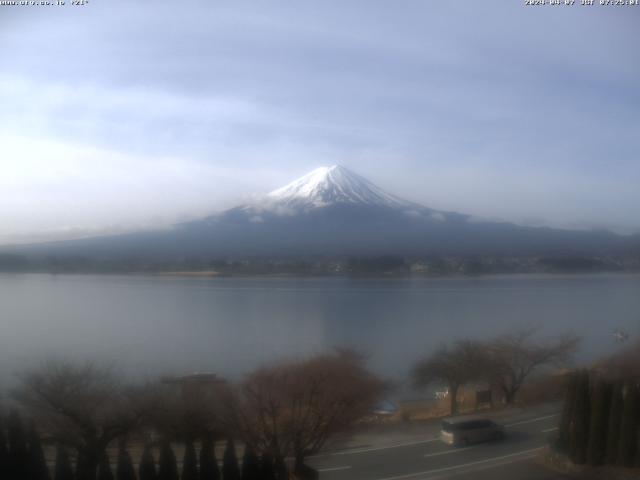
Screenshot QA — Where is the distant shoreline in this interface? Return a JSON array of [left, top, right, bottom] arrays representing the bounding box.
[[2, 269, 640, 279], [152, 270, 220, 277]]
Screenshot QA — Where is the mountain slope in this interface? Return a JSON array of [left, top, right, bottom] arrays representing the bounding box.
[[193, 164, 459, 229], [167, 165, 632, 257], [4, 165, 638, 262]]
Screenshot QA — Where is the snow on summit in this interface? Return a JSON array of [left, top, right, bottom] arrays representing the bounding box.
[[266, 165, 413, 210]]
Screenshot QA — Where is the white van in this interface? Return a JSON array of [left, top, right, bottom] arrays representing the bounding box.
[[440, 417, 505, 446]]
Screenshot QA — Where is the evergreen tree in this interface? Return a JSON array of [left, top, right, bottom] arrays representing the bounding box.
[[75, 453, 90, 480], [157, 442, 178, 480], [586, 378, 611, 466], [259, 453, 275, 480], [0, 414, 9, 480], [198, 435, 219, 480], [116, 447, 136, 480], [27, 423, 51, 480], [222, 440, 240, 480], [569, 370, 590, 465], [97, 453, 114, 480], [557, 372, 578, 453], [606, 380, 624, 465], [138, 445, 156, 480], [53, 446, 74, 480], [240, 446, 260, 480], [7, 410, 30, 480], [618, 382, 639, 467], [273, 456, 287, 480], [182, 440, 198, 480]]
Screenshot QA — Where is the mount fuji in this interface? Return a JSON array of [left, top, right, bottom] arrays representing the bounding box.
[[265, 165, 417, 210], [175, 165, 473, 255], [161, 164, 629, 257], [5, 165, 636, 263], [198, 165, 460, 227]]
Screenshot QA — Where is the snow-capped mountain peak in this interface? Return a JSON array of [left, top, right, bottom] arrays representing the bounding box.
[[265, 165, 413, 210]]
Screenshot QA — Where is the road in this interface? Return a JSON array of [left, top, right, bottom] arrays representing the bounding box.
[[308, 403, 570, 480]]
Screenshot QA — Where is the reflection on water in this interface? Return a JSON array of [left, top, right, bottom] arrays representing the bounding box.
[[1, 273, 639, 386]]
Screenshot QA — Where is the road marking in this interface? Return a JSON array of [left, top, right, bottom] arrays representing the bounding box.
[[423, 451, 543, 480], [313, 412, 558, 459], [423, 446, 473, 458], [375, 447, 545, 480], [318, 438, 440, 457], [317, 465, 352, 472], [506, 413, 559, 427], [542, 427, 558, 433]]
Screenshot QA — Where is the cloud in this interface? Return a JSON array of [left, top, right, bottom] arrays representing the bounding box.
[[0, 0, 639, 242], [0, 134, 257, 243]]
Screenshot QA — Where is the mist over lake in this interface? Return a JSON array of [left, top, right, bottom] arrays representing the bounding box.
[[1, 272, 639, 390]]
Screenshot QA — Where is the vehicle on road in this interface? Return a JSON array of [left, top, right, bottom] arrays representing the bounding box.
[[440, 416, 505, 446]]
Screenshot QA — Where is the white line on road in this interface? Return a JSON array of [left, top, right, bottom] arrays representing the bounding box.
[[375, 447, 545, 480], [318, 438, 440, 457], [312, 412, 558, 460], [423, 447, 473, 458], [506, 413, 559, 427], [542, 427, 558, 433], [423, 451, 544, 480], [317, 465, 352, 472]]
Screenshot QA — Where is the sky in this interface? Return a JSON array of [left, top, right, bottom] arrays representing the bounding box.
[[1, 1, 639, 244]]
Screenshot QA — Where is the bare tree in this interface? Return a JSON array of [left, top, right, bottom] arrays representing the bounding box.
[[14, 360, 153, 480], [412, 340, 487, 415], [227, 350, 386, 470], [486, 327, 580, 404]]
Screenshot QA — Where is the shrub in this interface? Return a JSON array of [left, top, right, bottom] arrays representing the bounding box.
[[568, 370, 590, 464], [27, 423, 51, 480], [606, 380, 624, 464], [586, 378, 611, 466], [557, 372, 578, 453], [139, 444, 157, 480], [274, 455, 288, 480], [259, 452, 276, 480], [157, 442, 179, 480], [97, 453, 114, 480], [53, 446, 74, 480], [618, 382, 639, 467], [240, 446, 260, 480], [7, 411, 29, 480], [222, 439, 240, 480], [0, 415, 8, 479], [182, 440, 198, 480], [199, 435, 220, 480], [116, 447, 136, 480]]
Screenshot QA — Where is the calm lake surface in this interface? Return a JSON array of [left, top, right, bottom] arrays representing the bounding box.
[[1, 273, 639, 389]]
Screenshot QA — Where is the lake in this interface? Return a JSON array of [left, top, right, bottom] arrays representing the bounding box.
[[1, 273, 639, 391]]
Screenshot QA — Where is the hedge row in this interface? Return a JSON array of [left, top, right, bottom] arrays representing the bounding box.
[[557, 370, 640, 467], [0, 412, 288, 480]]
